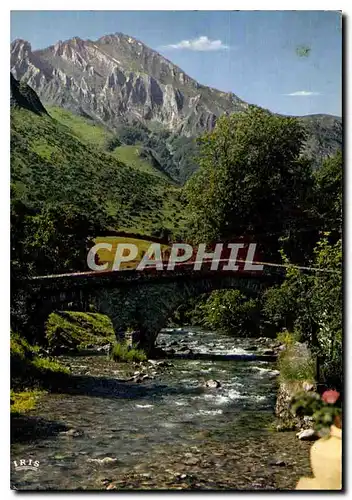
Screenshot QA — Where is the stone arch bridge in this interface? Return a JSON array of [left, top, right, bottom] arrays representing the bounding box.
[[18, 267, 284, 354]]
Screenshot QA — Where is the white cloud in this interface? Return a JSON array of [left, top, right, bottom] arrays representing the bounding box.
[[284, 90, 321, 96], [163, 36, 229, 52]]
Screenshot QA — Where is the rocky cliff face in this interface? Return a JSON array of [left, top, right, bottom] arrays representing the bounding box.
[[10, 34, 248, 136], [10, 72, 48, 115]]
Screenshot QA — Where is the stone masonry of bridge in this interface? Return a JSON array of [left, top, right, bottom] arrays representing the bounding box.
[[21, 268, 283, 354]]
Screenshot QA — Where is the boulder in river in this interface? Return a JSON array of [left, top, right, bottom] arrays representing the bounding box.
[[87, 457, 119, 466], [97, 344, 112, 353], [179, 345, 190, 352], [59, 428, 84, 438], [270, 459, 287, 467], [205, 379, 221, 389], [296, 429, 318, 441], [263, 349, 275, 356]]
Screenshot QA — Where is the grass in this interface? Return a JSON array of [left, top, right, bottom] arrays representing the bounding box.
[[110, 342, 147, 362], [11, 331, 70, 410], [10, 331, 38, 361], [275, 330, 316, 383], [48, 106, 173, 181], [10, 389, 45, 414], [31, 357, 70, 374], [45, 311, 115, 351], [278, 344, 316, 383], [47, 105, 114, 150], [112, 145, 170, 181]]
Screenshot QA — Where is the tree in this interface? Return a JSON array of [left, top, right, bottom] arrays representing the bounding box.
[[263, 236, 342, 388], [314, 150, 342, 235], [11, 202, 106, 277], [184, 106, 316, 261], [198, 290, 260, 337]]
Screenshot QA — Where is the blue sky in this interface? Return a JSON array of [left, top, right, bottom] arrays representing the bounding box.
[[11, 10, 342, 117]]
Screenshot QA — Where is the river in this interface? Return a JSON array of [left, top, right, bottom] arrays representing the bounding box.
[[11, 327, 311, 490]]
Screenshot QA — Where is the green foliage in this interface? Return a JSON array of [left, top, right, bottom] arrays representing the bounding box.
[[314, 151, 342, 233], [110, 342, 147, 362], [196, 290, 260, 337], [31, 356, 70, 373], [11, 200, 106, 277], [291, 390, 341, 431], [263, 261, 313, 335], [112, 145, 172, 181], [112, 123, 199, 184], [106, 136, 122, 151], [45, 311, 115, 351], [116, 123, 150, 145], [11, 107, 186, 279], [278, 345, 316, 382], [11, 330, 69, 391], [264, 237, 342, 387], [168, 135, 200, 183], [184, 106, 315, 258], [11, 331, 37, 362], [276, 329, 301, 346]]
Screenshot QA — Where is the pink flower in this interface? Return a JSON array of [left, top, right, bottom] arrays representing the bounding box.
[[322, 390, 340, 404]]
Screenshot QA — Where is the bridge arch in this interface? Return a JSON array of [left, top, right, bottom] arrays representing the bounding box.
[[91, 275, 268, 353]]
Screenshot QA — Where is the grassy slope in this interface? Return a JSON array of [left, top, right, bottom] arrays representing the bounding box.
[[45, 311, 115, 350], [47, 106, 174, 182], [11, 107, 186, 236], [47, 105, 114, 149], [112, 145, 170, 181]]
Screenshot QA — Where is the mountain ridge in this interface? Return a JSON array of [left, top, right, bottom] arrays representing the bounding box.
[[11, 32, 342, 174], [11, 33, 248, 136]]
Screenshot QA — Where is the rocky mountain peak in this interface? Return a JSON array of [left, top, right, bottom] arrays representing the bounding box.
[[10, 33, 248, 135]]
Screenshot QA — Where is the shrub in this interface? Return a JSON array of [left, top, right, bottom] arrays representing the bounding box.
[[106, 136, 122, 151], [200, 290, 260, 337], [291, 389, 342, 431], [110, 342, 147, 362], [278, 344, 316, 382], [276, 329, 300, 346]]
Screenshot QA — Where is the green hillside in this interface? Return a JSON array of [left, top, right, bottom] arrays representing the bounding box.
[[11, 106, 186, 239], [47, 105, 179, 183], [47, 105, 115, 150], [111, 145, 171, 181]]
